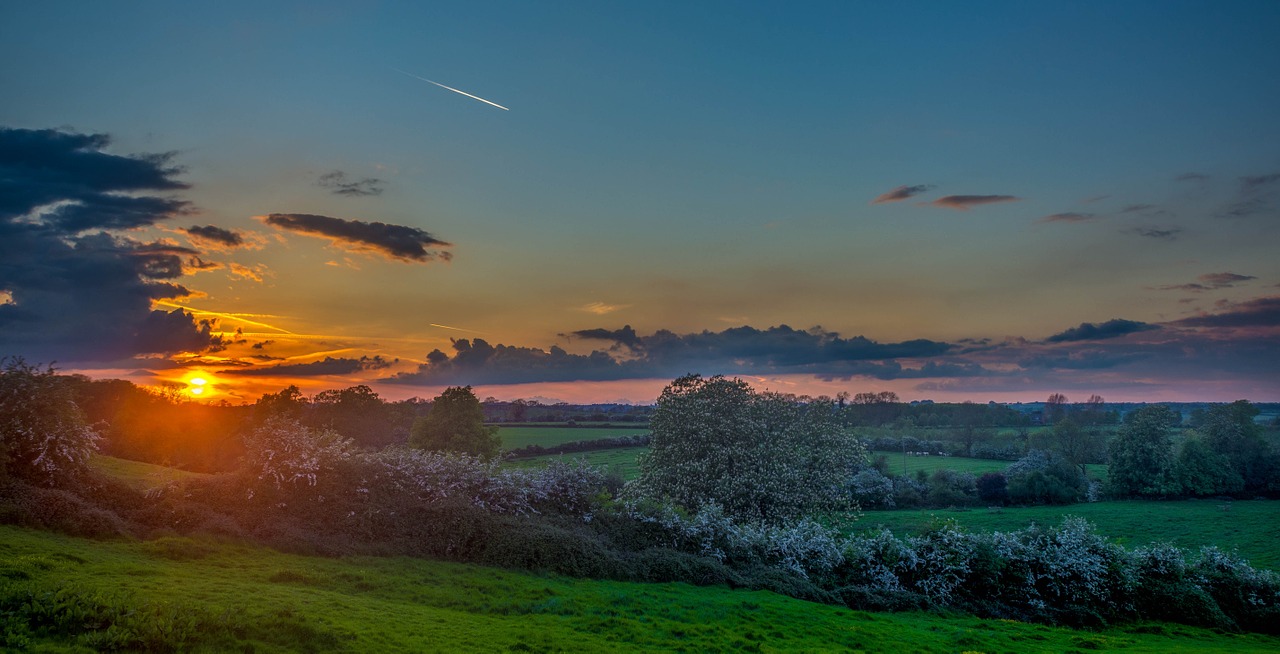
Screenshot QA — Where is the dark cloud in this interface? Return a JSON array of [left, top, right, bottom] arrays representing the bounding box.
[[871, 184, 934, 204], [262, 213, 452, 263], [1125, 226, 1182, 240], [1019, 349, 1151, 370], [1171, 296, 1280, 329], [0, 126, 224, 363], [1045, 319, 1159, 343], [927, 195, 1019, 211], [222, 355, 396, 377], [317, 170, 384, 197], [388, 325, 955, 385], [1039, 212, 1095, 223], [1174, 173, 1209, 182], [185, 224, 244, 248]]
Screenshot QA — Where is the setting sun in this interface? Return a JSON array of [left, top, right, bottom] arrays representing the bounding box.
[[188, 376, 208, 396]]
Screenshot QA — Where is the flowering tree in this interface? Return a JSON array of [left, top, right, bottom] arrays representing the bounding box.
[[0, 358, 100, 485], [634, 374, 865, 522]]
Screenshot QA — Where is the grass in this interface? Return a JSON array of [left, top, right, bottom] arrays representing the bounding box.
[[856, 499, 1280, 570], [89, 454, 210, 490], [497, 426, 649, 450], [4, 524, 1279, 653], [510, 447, 648, 481], [872, 451, 1012, 477]]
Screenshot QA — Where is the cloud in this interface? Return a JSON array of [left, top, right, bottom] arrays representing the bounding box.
[[1045, 319, 1159, 343], [1240, 173, 1280, 193], [388, 324, 956, 386], [871, 184, 934, 204], [184, 224, 244, 248], [1171, 296, 1280, 329], [1120, 204, 1156, 213], [0, 126, 225, 362], [228, 263, 268, 282], [262, 213, 452, 263], [222, 355, 396, 376], [1175, 173, 1209, 182], [1156, 272, 1256, 293], [1039, 212, 1095, 223], [317, 170, 384, 197], [577, 301, 628, 315], [927, 195, 1019, 211], [1125, 226, 1182, 240]]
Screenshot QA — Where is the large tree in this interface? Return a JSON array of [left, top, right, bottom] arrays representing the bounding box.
[[1107, 405, 1179, 497], [0, 359, 100, 485], [1200, 400, 1276, 493], [634, 374, 866, 522], [409, 386, 500, 458]]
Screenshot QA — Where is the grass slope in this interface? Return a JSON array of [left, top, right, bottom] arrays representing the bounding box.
[[88, 454, 210, 491], [4, 525, 1278, 653], [859, 499, 1280, 570]]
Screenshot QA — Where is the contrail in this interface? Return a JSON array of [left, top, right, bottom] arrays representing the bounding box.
[[392, 67, 509, 111], [430, 322, 487, 335]]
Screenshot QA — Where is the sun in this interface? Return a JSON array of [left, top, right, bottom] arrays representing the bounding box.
[[187, 376, 209, 397]]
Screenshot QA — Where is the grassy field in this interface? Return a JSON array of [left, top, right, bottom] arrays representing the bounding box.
[[4, 525, 1278, 653], [511, 447, 648, 481], [497, 426, 649, 450], [856, 499, 1280, 570], [872, 450, 1011, 477], [89, 454, 210, 490]]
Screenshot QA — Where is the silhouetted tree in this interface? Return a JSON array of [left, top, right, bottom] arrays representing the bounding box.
[[1108, 405, 1179, 497], [409, 386, 500, 458]]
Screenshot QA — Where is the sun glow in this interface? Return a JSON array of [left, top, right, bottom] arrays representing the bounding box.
[[187, 376, 209, 397]]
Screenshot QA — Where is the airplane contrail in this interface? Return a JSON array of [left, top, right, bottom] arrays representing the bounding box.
[[392, 67, 510, 111]]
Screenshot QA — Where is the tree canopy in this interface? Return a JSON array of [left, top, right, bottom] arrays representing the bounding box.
[[409, 386, 500, 458], [634, 374, 866, 522]]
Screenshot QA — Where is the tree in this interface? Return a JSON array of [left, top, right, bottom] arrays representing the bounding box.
[[1108, 405, 1179, 497], [1045, 393, 1069, 425], [409, 386, 500, 458], [1173, 436, 1242, 496], [0, 358, 100, 485], [312, 385, 397, 448], [1047, 417, 1106, 478], [633, 374, 866, 522], [1200, 400, 1276, 493]]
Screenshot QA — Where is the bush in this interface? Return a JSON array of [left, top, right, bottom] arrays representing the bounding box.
[[0, 359, 100, 486], [976, 472, 1008, 504], [1006, 450, 1086, 505]]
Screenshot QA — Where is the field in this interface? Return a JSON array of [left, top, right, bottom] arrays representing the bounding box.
[[871, 450, 1012, 477], [497, 425, 649, 450], [89, 454, 210, 490], [5, 525, 1279, 653], [856, 499, 1280, 570]]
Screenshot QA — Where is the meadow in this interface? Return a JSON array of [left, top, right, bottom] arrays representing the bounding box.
[[856, 499, 1280, 570], [497, 425, 649, 450], [5, 524, 1279, 653]]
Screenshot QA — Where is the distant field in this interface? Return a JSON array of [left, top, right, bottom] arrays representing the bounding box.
[[855, 499, 1280, 570], [511, 446, 648, 481], [89, 454, 210, 490], [4, 525, 1277, 653], [872, 450, 1010, 477], [497, 426, 649, 450]]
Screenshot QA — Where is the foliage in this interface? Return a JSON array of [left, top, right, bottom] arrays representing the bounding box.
[[975, 472, 1008, 504], [410, 386, 500, 458], [634, 374, 866, 522], [0, 359, 100, 485], [850, 468, 896, 508], [1108, 405, 1180, 497], [1201, 401, 1278, 494], [1174, 436, 1244, 496], [1006, 449, 1087, 505]]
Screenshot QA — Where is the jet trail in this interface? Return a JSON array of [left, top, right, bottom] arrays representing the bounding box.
[[392, 67, 509, 111]]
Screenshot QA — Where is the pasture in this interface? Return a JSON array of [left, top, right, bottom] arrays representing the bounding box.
[[4, 524, 1278, 653], [497, 425, 648, 450], [89, 454, 210, 490], [856, 499, 1280, 570]]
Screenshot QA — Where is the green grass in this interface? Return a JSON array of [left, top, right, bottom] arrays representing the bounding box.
[[89, 454, 210, 490], [872, 451, 1011, 477], [510, 447, 648, 481], [3, 525, 1278, 653], [497, 426, 649, 450], [856, 499, 1280, 570]]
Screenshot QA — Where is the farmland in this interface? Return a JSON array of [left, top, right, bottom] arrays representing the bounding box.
[[5, 524, 1278, 653]]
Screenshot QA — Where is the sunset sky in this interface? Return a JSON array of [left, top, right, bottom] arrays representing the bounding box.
[[2, 1, 1278, 404]]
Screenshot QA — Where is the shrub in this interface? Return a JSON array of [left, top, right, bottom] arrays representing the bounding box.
[[0, 359, 100, 486], [976, 472, 1008, 504]]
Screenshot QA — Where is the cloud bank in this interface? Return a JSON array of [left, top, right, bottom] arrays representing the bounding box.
[[927, 195, 1020, 211], [0, 126, 225, 362]]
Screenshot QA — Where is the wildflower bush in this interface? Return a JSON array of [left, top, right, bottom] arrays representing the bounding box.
[[0, 359, 100, 486]]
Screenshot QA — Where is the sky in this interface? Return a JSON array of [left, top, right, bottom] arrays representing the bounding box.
[[2, 1, 1279, 405]]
